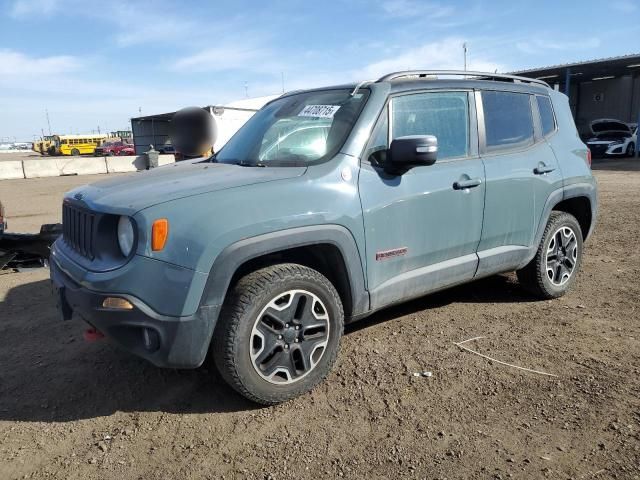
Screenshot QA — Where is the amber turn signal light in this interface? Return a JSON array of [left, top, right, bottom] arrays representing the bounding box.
[[152, 218, 169, 251]]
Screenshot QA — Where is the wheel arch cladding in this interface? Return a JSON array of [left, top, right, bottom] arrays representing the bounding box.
[[199, 225, 369, 319], [552, 196, 592, 241]]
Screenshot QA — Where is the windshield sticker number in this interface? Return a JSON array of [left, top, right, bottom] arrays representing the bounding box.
[[298, 105, 341, 118]]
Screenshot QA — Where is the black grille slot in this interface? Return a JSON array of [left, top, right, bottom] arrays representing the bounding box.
[[62, 203, 95, 260]]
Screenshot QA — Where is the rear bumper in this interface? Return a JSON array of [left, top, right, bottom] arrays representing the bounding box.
[[50, 259, 220, 368]]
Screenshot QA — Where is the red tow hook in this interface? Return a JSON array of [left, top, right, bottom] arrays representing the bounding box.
[[83, 327, 105, 342]]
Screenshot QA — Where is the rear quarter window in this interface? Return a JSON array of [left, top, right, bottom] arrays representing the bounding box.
[[482, 91, 534, 151], [536, 95, 556, 136]]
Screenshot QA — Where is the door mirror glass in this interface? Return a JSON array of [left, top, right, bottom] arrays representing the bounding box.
[[387, 135, 437, 172]]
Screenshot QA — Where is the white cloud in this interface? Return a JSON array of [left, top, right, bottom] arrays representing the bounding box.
[[516, 37, 601, 55], [0, 49, 80, 75], [171, 44, 274, 72], [111, 2, 200, 47], [9, 0, 58, 17], [611, 0, 638, 12], [355, 38, 505, 79], [381, 0, 454, 18]]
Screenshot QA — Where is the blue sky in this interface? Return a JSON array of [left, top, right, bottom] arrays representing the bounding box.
[[1, 0, 639, 140]]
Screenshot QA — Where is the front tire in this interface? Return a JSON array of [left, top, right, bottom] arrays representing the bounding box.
[[213, 263, 344, 405], [71, 148, 80, 156], [517, 211, 583, 299]]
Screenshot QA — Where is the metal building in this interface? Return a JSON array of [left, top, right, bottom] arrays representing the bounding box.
[[513, 53, 640, 136]]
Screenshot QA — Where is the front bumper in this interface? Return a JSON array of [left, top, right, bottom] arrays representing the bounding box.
[[587, 143, 624, 157], [50, 259, 220, 368]]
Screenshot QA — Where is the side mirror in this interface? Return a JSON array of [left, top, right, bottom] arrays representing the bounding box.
[[387, 135, 438, 173]]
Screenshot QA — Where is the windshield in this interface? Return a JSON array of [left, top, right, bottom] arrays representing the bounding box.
[[215, 88, 369, 166]]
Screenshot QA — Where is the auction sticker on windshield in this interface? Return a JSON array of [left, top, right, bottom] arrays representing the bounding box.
[[298, 105, 341, 118]]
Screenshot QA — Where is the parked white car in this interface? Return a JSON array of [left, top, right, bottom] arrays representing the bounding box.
[[585, 119, 636, 157]]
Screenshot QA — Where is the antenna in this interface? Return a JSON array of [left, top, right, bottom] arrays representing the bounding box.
[[463, 42, 468, 71]]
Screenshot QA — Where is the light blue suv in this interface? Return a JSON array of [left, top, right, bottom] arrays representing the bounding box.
[[51, 71, 597, 404]]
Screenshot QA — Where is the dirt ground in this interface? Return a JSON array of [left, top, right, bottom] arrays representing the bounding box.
[[0, 159, 639, 480], [0, 151, 44, 162]]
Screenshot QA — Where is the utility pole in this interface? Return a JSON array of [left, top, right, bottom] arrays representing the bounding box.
[[45, 108, 52, 135], [463, 42, 468, 71], [244, 81, 249, 98], [281, 72, 285, 93]]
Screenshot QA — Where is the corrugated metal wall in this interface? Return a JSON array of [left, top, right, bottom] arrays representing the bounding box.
[[574, 74, 640, 135], [131, 117, 172, 155]]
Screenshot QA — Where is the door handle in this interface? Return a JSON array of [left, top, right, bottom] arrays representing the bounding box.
[[534, 165, 555, 175], [453, 178, 482, 190]]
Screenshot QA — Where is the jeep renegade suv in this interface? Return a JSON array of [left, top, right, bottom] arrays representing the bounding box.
[[51, 71, 597, 405]]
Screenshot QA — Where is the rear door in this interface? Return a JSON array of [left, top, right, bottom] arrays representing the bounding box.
[[476, 89, 562, 277], [359, 90, 485, 310]]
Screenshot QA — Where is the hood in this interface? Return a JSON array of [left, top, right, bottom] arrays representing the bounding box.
[[590, 119, 631, 135], [586, 132, 629, 143], [67, 160, 306, 214]]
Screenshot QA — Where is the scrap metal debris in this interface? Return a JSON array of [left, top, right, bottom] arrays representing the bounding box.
[[0, 223, 62, 270]]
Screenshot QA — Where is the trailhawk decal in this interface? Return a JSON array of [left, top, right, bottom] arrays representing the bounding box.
[[375, 247, 408, 261]]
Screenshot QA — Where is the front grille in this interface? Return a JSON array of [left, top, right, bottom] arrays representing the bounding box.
[[62, 203, 96, 260], [588, 144, 609, 156]]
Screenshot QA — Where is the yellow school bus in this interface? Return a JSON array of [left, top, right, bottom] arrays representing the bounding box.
[[32, 135, 56, 155], [52, 134, 110, 156]]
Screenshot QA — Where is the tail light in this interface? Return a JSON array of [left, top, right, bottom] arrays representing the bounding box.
[[586, 149, 592, 168]]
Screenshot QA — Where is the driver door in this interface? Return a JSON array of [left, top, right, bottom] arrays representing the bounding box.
[[358, 91, 485, 310]]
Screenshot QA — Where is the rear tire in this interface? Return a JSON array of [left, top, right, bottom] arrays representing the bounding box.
[[517, 211, 583, 299], [213, 263, 344, 405], [71, 148, 80, 156]]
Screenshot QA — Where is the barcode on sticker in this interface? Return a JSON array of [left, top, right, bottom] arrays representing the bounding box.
[[298, 105, 341, 118]]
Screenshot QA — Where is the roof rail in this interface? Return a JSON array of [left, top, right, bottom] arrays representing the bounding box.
[[377, 70, 550, 88]]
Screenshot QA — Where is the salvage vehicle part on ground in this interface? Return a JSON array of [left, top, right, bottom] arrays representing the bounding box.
[[0, 224, 62, 270]]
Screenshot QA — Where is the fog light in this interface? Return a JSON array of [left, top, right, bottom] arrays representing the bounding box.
[[142, 328, 160, 352], [102, 297, 134, 310]]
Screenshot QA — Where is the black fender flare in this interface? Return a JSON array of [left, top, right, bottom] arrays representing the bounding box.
[[519, 182, 597, 269], [199, 225, 370, 317]]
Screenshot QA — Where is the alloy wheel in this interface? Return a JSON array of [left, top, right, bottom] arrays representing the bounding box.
[[545, 226, 578, 286], [250, 290, 330, 384]]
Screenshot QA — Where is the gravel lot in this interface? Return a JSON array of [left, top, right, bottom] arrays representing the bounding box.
[[0, 159, 639, 479], [0, 151, 43, 162]]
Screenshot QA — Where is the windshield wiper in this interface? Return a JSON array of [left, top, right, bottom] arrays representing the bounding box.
[[238, 160, 266, 167]]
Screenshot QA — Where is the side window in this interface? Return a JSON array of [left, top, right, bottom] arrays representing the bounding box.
[[536, 95, 556, 136], [392, 92, 469, 160], [482, 91, 534, 151]]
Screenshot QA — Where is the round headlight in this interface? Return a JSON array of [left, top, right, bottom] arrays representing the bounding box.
[[117, 216, 135, 257]]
